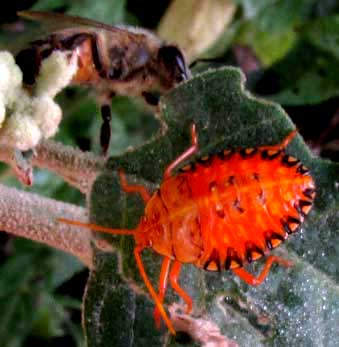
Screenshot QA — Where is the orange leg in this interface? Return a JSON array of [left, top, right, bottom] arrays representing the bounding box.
[[169, 261, 193, 314], [164, 124, 199, 179], [134, 246, 176, 335], [261, 129, 298, 152], [119, 170, 151, 203], [232, 256, 293, 286], [153, 257, 171, 328], [279, 129, 298, 149]]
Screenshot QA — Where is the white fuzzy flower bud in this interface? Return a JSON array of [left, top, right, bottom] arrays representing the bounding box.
[[0, 50, 78, 151], [0, 112, 42, 151], [0, 51, 22, 102], [35, 50, 78, 98], [0, 97, 5, 128], [32, 96, 62, 138]]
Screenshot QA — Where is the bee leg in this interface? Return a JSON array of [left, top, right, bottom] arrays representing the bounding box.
[[153, 257, 171, 328], [232, 255, 293, 286], [169, 261, 193, 314], [164, 123, 199, 179], [118, 169, 151, 203], [100, 104, 112, 155], [89, 33, 107, 78], [134, 246, 176, 334], [141, 91, 169, 136]]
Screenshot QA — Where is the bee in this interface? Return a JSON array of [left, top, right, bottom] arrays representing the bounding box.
[[15, 11, 190, 154]]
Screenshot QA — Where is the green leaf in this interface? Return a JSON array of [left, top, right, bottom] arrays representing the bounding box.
[[0, 240, 84, 346], [32, 0, 126, 24], [205, 0, 318, 66], [67, 0, 126, 24], [235, 21, 297, 66], [84, 252, 165, 347], [260, 41, 339, 105], [30, 292, 67, 339], [227, 4, 339, 104], [86, 67, 339, 346], [303, 15, 339, 60], [0, 252, 39, 347], [242, 0, 316, 33]]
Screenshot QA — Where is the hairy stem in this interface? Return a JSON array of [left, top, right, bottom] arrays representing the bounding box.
[[0, 140, 105, 193], [0, 184, 93, 267]]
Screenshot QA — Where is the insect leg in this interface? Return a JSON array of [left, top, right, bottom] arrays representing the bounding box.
[[134, 246, 176, 334], [153, 257, 171, 328], [164, 124, 199, 179], [89, 33, 107, 77], [278, 130, 298, 149], [169, 261, 193, 314], [88, 32, 113, 155], [261, 130, 298, 153], [232, 256, 293, 286], [118, 170, 151, 203], [100, 104, 112, 155]]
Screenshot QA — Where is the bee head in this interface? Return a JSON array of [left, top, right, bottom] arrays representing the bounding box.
[[157, 45, 190, 85]]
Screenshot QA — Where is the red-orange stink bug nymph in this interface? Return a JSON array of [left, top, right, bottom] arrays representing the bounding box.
[[59, 124, 316, 335]]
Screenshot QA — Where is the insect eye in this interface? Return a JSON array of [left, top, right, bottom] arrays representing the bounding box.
[[158, 45, 190, 82]]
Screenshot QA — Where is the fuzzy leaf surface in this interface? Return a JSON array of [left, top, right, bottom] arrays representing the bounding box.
[[86, 67, 339, 347]]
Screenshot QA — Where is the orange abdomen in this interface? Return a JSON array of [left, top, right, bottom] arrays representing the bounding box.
[[144, 148, 315, 271], [144, 176, 203, 263], [71, 38, 101, 84]]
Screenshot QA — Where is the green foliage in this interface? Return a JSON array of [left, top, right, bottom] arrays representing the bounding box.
[[304, 15, 339, 60], [203, 0, 339, 105], [32, 0, 126, 24], [0, 239, 84, 347], [87, 67, 339, 346], [1, 0, 338, 346], [0, 0, 136, 346], [264, 14, 339, 105], [205, 0, 318, 65], [263, 41, 339, 105]]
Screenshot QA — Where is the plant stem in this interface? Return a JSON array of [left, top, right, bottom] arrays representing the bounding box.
[[0, 140, 105, 193], [0, 184, 93, 267]]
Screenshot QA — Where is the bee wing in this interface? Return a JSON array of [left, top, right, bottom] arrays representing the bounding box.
[[18, 10, 131, 37]]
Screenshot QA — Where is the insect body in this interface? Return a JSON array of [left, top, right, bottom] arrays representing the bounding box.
[[16, 11, 190, 154], [59, 124, 316, 334]]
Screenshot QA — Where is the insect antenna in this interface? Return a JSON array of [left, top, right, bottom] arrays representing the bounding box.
[[58, 218, 138, 235], [189, 56, 226, 69]]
